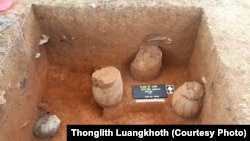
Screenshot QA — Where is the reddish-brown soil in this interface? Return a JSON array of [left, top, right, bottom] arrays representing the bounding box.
[[40, 65, 196, 140], [0, 4, 203, 141]]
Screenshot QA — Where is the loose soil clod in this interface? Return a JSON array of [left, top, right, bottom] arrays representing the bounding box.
[[0, 90, 6, 105], [39, 34, 50, 45]]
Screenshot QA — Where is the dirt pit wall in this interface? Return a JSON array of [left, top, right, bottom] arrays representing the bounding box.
[[0, 8, 48, 141], [189, 12, 234, 124], [0, 3, 238, 141], [33, 4, 202, 70]]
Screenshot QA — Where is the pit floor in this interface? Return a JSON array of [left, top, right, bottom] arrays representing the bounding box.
[[40, 65, 199, 140]]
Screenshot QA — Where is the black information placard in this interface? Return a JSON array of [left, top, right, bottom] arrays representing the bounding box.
[[132, 84, 167, 99], [67, 124, 250, 141]]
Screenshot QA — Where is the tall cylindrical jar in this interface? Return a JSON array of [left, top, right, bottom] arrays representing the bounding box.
[[91, 66, 123, 108]]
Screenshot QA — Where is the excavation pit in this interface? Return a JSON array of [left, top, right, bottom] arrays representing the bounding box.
[[0, 4, 232, 141]]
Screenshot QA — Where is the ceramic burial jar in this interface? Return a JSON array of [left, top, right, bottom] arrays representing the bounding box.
[[91, 66, 123, 108], [172, 81, 204, 118]]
